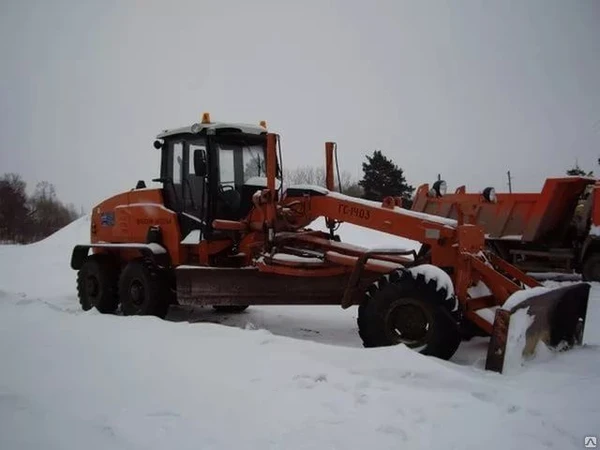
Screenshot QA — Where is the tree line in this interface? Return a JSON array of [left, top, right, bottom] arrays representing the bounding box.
[[6, 150, 587, 246], [284, 150, 415, 205], [0, 173, 82, 244]]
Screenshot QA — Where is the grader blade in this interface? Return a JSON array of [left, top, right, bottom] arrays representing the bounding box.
[[175, 266, 380, 307], [485, 283, 591, 373]]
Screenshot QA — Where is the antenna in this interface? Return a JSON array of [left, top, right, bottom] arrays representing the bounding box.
[[507, 170, 513, 193]]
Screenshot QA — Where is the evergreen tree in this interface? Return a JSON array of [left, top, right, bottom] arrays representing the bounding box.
[[567, 163, 593, 177], [359, 150, 414, 202]]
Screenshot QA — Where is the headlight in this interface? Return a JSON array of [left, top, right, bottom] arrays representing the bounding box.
[[482, 187, 497, 203], [432, 180, 447, 197]]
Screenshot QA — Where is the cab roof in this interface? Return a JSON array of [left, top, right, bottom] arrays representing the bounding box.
[[156, 122, 266, 139]]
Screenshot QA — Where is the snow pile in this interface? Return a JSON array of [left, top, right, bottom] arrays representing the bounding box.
[[0, 215, 90, 299], [1, 294, 600, 450], [1, 215, 600, 449]]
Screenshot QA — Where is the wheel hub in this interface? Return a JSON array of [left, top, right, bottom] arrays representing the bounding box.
[[86, 276, 99, 297], [129, 280, 145, 306], [388, 301, 431, 345]]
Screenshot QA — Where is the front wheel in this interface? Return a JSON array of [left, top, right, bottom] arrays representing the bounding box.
[[119, 260, 170, 318], [357, 268, 461, 360]]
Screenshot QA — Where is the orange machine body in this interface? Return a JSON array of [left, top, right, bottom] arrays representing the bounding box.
[[72, 122, 591, 374]]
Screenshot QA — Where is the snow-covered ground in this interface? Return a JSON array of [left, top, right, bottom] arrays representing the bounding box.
[[0, 216, 599, 450]]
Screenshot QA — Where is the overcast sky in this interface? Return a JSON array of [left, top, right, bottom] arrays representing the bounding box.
[[1, 0, 598, 210]]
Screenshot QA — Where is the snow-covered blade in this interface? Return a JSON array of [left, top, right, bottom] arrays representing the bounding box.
[[485, 282, 591, 373]]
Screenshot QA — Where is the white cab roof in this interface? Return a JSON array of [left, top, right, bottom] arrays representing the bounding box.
[[156, 122, 266, 139]]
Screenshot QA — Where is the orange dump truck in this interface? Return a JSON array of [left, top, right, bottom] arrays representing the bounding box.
[[411, 177, 600, 281]]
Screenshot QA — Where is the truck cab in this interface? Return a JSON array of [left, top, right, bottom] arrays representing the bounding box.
[[153, 117, 274, 241]]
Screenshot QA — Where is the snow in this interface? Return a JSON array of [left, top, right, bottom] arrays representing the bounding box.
[[156, 122, 265, 139], [181, 230, 201, 245], [502, 286, 552, 311], [589, 225, 600, 237], [285, 183, 330, 194], [468, 281, 492, 298], [502, 308, 536, 375], [326, 191, 458, 227], [407, 264, 457, 310], [308, 217, 422, 254], [271, 253, 324, 264], [1, 216, 600, 449], [475, 306, 499, 324]]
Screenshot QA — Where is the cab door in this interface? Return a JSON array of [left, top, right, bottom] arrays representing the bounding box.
[[161, 138, 207, 240]]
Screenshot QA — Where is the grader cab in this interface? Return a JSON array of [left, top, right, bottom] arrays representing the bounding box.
[[71, 114, 591, 373]]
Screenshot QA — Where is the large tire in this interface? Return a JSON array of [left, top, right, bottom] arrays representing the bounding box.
[[582, 253, 600, 282], [119, 260, 170, 318], [357, 268, 461, 360], [212, 305, 249, 313], [77, 254, 119, 313]]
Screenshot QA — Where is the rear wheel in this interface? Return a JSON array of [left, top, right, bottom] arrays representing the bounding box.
[[212, 305, 249, 313], [119, 260, 170, 318], [358, 268, 461, 360], [77, 254, 119, 313]]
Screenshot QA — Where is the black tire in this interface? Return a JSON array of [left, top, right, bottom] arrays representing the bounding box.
[[77, 254, 119, 313], [212, 305, 249, 313], [357, 268, 461, 360], [582, 253, 600, 282], [119, 260, 170, 318]]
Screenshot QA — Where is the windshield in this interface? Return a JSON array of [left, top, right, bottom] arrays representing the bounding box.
[[217, 141, 267, 189]]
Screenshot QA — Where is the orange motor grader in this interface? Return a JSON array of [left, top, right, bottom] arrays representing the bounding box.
[[71, 114, 591, 373]]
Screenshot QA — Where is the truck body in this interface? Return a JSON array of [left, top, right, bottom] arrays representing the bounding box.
[[411, 177, 600, 280]]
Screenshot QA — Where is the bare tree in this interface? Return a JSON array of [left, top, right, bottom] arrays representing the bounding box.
[[283, 166, 359, 195], [0, 173, 29, 243]]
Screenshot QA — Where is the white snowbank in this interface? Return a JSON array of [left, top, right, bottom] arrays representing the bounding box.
[[1, 294, 599, 450], [1, 214, 600, 449], [0, 215, 90, 299]]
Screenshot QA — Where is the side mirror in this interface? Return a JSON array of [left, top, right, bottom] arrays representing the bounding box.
[[193, 149, 207, 177], [153, 140, 163, 149]]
